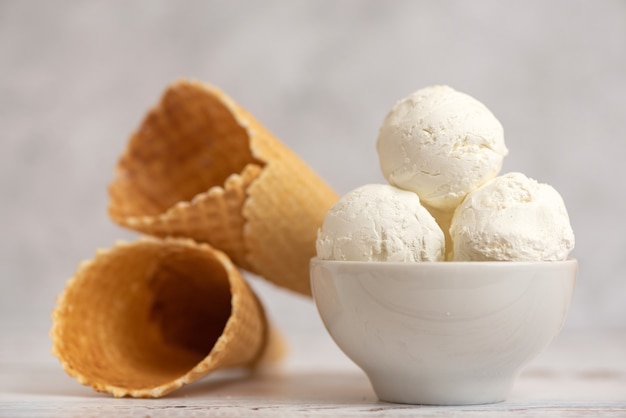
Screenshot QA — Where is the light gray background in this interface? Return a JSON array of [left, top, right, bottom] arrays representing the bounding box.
[[2, 0, 625, 350]]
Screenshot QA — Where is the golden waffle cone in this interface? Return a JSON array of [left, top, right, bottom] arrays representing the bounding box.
[[108, 80, 338, 296], [51, 237, 284, 398]]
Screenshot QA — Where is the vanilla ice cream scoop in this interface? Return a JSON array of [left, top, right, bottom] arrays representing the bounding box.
[[316, 184, 445, 262], [377, 85, 508, 211], [450, 172, 575, 261]]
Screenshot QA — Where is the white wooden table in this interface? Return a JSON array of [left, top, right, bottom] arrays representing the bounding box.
[[1, 320, 625, 417]]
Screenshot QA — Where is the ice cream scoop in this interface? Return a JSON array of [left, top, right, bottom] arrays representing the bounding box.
[[377, 85, 508, 212], [316, 184, 445, 262], [450, 172, 575, 261]]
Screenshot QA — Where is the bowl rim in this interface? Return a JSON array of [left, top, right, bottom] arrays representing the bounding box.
[[310, 257, 577, 269]]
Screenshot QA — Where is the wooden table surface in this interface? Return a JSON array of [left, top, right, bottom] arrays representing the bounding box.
[[1, 322, 625, 417]]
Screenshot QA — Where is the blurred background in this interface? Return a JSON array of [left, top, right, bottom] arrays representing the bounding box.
[[1, 0, 625, 365]]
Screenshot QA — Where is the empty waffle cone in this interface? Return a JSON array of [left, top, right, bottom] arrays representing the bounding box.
[[51, 237, 284, 398], [108, 80, 338, 296]]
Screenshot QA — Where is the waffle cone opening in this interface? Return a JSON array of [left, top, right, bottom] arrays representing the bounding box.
[[109, 82, 264, 218], [51, 238, 267, 397]]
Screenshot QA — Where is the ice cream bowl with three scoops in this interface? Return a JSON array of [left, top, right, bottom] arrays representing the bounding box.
[[310, 258, 577, 405]]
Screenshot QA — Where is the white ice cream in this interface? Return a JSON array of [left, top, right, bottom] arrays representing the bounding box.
[[377, 85, 508, 211], [450, 172, 575, 261], [316, 184, 445, 262]]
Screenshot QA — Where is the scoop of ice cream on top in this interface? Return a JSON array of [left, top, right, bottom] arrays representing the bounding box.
[[377, 85, 509, 212], [316, 184, 445, 262], [450, 172, 575, 261]]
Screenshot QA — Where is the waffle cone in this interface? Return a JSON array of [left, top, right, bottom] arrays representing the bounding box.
[[51, 237, 283, 398], [108, 80, 338, 295]]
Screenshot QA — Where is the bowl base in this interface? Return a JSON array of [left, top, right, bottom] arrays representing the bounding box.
[[369, 371, 515, 405]]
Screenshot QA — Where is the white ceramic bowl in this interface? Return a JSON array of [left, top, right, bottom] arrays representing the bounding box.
[[310, 258, 577, 405]]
